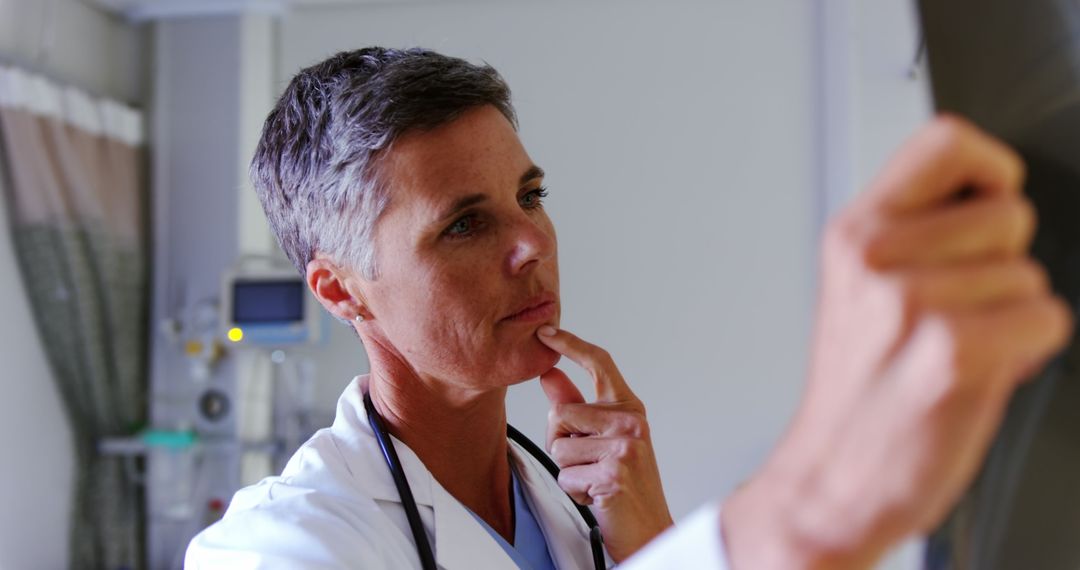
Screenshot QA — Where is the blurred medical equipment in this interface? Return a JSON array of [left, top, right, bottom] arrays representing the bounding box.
[[221, 256, 326, 484], [221, 256, 323, 347], [101, 254, 332, 568]]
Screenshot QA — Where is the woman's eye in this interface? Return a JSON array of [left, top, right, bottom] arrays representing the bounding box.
[[520, 186, 549, 209], [445, 215, 477, 238]]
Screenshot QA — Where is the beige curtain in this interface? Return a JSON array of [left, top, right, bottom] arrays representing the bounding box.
[[0, 67, 147, 569]]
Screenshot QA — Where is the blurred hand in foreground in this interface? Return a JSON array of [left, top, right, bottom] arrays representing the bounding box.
[[723, 115, 1073, 569]]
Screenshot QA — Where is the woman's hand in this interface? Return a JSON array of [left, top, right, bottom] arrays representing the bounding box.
[[722, 116, 1074, 569], [535, 326, 674, 562]]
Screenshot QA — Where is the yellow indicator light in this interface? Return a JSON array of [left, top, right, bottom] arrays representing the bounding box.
[[227, 327, 244, 343]]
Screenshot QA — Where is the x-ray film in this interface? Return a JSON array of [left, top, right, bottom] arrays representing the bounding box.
[[920, 0, 1080, 568]]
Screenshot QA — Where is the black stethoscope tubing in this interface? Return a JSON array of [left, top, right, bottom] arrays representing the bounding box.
[[364, 391, 606, 570]]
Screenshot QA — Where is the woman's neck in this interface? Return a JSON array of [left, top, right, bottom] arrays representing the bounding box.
[[364, 359, 515, 543]]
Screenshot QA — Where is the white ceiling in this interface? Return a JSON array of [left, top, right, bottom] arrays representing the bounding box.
[[84, 0, 391, 21]]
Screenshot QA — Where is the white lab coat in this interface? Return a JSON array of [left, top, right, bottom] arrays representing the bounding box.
[[185, 376, 618, 569]]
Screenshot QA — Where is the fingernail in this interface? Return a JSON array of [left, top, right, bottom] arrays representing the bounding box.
[[538, 325, 557, 337]]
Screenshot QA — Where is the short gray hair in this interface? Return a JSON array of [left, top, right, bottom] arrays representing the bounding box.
[[250, 47, 517, 280]]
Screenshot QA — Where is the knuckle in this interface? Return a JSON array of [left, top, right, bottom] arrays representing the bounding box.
[[609, 461, 630, 487], [629, 414, 649, 439], [879, 497, 923, 534], [929, 315, 969, 372], [1054, 295, 1074, 325], [824, 213, 881, 269], [934, 112, 972, 131], [926, 114, 1024, 189], [860, 232, 892, 270], [557, 471, 594, 505], [914, 314, 986, 404], [556, 470, 575, 490], [823, 214, 862, 252], [927, 114, 975, 152], [865, 272, 920, 328], [614, 412, 648, 439], [881, 272, 920, 312], [593, 493, 616, 509], [591, 347, 614, 368], [1012, 198, 1037, 245], [548, 402, 569, 423], [1039, 295, 1073, 349], [1054, 298, 1075, 347], [1001, 147, 1027, 187], [549, 439, 567, 464], [598, 459, 624, 485], [614, 439, 644, 463], [918, 315, 960, 371], [1017, 258, 1051, 294]]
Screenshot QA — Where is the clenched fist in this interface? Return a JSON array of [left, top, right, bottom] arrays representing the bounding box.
[[722, 116, 1074, 569]]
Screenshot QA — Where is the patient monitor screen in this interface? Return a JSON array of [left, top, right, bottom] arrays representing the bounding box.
[[232, 280, 305, 324]]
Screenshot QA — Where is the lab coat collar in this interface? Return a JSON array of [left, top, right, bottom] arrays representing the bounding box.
[[331, 376, 436, 507], [430, 472, 518, 569], [334, 377, 517, 568], [334, 376, 599, 569], [510, 439, 601, 570]]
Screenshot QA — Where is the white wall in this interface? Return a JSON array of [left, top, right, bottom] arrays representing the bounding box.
[[818, 0, 933, 215], [280, 0, 820, 520], [0, 2, 146, 569]]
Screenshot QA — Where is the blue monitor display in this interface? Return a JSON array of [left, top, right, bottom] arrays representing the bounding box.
[[232, 280, 304, 324]]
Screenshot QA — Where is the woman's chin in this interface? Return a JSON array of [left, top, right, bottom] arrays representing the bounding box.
[[504, 341, 562, 384]]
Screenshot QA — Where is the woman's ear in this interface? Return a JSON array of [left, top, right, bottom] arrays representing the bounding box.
[[306, 256, 368, 322]]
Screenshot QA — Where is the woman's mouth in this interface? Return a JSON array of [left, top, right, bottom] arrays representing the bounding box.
[[502, 293, 557, 323]]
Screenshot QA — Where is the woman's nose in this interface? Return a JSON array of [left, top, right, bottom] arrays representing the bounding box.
[[507, 217, 556, 275]]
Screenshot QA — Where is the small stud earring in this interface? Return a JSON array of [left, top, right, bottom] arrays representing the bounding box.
[[354, 313, 365, 323]]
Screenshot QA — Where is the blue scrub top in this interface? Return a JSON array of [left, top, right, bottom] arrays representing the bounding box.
[[466, 465, 557, 570]]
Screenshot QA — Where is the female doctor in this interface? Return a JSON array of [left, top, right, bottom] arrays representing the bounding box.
[[186, 47, 676, 569]]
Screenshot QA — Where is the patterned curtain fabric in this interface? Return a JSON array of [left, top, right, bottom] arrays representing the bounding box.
[[0, 67, 148, 570]]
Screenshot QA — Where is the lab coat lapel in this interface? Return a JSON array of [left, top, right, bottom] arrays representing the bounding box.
[[430, 477, 519, 570], [510, 441, 602, 570], [338, 379, 434, 507], [344, 381, 515, 568], [342, 378, 579, 569]]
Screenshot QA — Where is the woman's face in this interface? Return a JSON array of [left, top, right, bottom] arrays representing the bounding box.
[[354, 105, 560, 390]]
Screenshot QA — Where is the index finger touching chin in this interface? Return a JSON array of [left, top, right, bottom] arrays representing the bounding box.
[[536, 326, 636, 403]]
